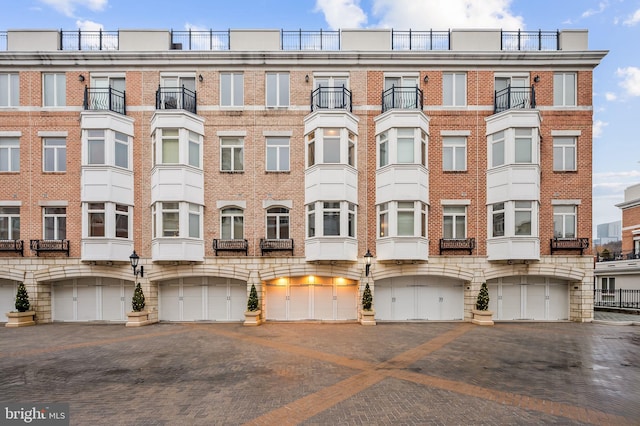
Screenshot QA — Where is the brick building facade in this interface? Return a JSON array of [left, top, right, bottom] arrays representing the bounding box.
[[0, 28, 605, 323]]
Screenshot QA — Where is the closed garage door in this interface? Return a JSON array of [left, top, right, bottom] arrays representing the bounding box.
[[0, 281, 16, 318], [375, 276, 464, 321], [265, 280, 357, 321], [158, 277, 245, 322], [488, 276, 568, 320], [52, 278, 132, 322]]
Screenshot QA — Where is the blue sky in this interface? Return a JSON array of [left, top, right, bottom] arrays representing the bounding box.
[[2, 0, 639, 237]]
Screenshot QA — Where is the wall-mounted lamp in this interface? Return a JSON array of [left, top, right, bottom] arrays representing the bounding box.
[[129, 250, 144, 278], [423, 75, 429, 84], [305, 74, 309, 83], [364, 249, 373, 277], [533, 75, 540, 83], [78, 74, 85, 82], [198, 74, 203, 82]]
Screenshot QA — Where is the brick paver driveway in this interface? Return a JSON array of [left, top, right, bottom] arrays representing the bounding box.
[[1, 322, 638, 425]]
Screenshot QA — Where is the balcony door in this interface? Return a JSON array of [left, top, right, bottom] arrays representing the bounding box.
[[161, 76, 195, 110], [495, 76, 529, 110], [91, 76, 125, 110], [384, 76, 418, 110], [314, 76, 348, 109]]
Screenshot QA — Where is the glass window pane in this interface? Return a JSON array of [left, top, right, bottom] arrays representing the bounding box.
[[323, 211, 340, 236], [221, 73, 231, 105], [455, 146, 465, 170], [266, 73, 277, 106], [189, 213, 199, 238], [189, 141, 199, 167], [443, 73, 452, 105], [397, 138, 414, 163], [279, 73, 289, 106], [443, 216, 453, 239], [515, 137, 532, 163], [233, 216, 244, 239], [565, 73, 576, 105], [162, 139, 179, 163], [116, 213, 128, 238], [455, 73, 465, 105], [443, 147, 453, 170], [515, 211, 531, 235], [279, 216, 290, 239], [233, 74, 243, 105], [88, 139, 105, 164], [397, 211, 414, 236], [56, 74, 65, 106], [492, 140, 504, 167], [324, 138, 340, 163], [234, 147, 243, 170], [267, 216, 277, 239], [115, 141, 128, 168], [266, 147, 277, 170], [553, 73, 563, 105]]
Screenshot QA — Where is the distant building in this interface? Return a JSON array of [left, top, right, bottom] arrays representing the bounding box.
[[595, 221, 621, 245]]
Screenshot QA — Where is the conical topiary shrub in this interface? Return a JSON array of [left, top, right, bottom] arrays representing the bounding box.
[[132, 282, 146, 312], [247, 283, 259, 312], [362, 282, 373, 311], [15, 282, 31, 312], [476, 282, 490, 311]]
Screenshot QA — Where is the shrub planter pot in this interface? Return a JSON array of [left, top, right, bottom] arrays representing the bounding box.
[[244, 310, 262, 326], [471, 309, 494, 326], [125, 311, 153, 327], [360, 309, 376, 326], [5, 311, 36, 327]]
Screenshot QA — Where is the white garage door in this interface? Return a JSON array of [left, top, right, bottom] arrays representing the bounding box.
[[265, 281, 357, 321], [52, 278, 132, 322], [375, 276, 464, 321], [158, 277, 245, 322], [0, 281, 17, 317], [488, 276, 568, 320]]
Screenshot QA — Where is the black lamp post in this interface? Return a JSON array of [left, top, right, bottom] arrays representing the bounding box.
[[364, 250, 373, 277], [129, 250, 144, 278]]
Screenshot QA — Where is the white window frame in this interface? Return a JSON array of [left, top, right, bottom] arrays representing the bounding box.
[[0, 73, 19, 107], [376, 128, 424, 167], [443, 136, 467, 171], [220, 137, 244, 172], [0, 137, 20, 172], [514, 201, 533, 236], [306, 128, 357, 167], [188, 203, 202, 239], [553, 205, 576, 239], [378, 202, 388, 238], [115, 204, 130, 239], [266, 137, 290, 172], [490, 131, 505, 168], [221, 207, 244, 239], [376, 201, 425, 239], [443, 72, 466, 106], [43, 207, 66, 240], [161, 202, 180, 237], [0, 206, 20, 240], [266, 72, 290, 107], [151, 202, 202, 240], [491, 202, 505, 237], [43, 73, 66, 107], [306, 131, 315, 167], [378, 131, 389, 167], [443, 205, 467, 239], [601, 277, 615, 293], [307, 203, 315, 238], [266, 207, 290, 239], [307, 201, 357, 238], [553, 136, 576, 171], [43, 138, 67, 172], [87, 202, 105, 237], [86, 130, 106, 165], [514, 128, 533, 164], [114, 132, 129, 169], [220, 72, 244, 107], [553, 72, 576, 106]]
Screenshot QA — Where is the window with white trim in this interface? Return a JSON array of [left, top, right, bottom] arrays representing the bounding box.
[[377, 128, 425, 167], [553, 72, 576, 106], [307, 204, 315, 237], [443, 136, 466, 171], [44, 207, 66, 239], [153, 128, 201, 168], [443, 72, 466, 106], [115, 204, 129, 238], [323, 128, 340, 163], [378, 202, 388, 238], [307, 201, 357, 238], [0, 73, 19, 107], [377, 201, 426, 238], [43, 73, 66, 107], [514, 129, 533, 163], [152, 202, 202, 239], [266, 207, 290, 239], [43, 138, 66, 172], [601, 277, 615, 293], [162, 202, 179, 237], [220, 72, 243, 107], [491, 131, 505, 167], [88, 203, 105, 237], [266, 73, 289, 107], [348, 202, 356, 238], [114, 132, 129, 169], [161, 129, 179, 164], [514, 201, 532, 236], [553, 205, 576, 238], [492, 203, 505, 237], [323, 202, 341, 236], [443, 206, 466, 239], [87, 130, 105, 165], [0, 207, 20, 239], [188, 131, 200, 168], [0, 137, 20, 172], [221, 207, 244, 239], [188, 203, 201, 238], [221, 137, 244, 171], [553, 137, 576, 171], [306, 128, 356, 167], [378, 131, 389, 167], [266, 137, 290, 171], [307, 131, 315, 167]]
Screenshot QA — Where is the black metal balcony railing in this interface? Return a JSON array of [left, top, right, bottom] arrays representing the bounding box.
[[391, 29, 450, 50], [0, 239, 24, 256], [156, 86, 197, 114], [549, 237, 589, 255], [381, 86, 423, 113], [30, 239, 70, 257], [282, 29, 340, 50], [212, 239, 248, 256], [170, 29, 230, 50], [439, 238, 476, 255], [259, 238, 294, 256], [83, 86, 126, 115], [494, 85, 536, 113], [501, 30, 560, 51], [61, 29, 119, 50], [594, 289, 640, 309], [311, 86, 352, 112], [596, 251, 640, 262]]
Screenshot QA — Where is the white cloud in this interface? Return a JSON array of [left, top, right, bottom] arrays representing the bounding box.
[[593, 119, 608, 138], [623, 9, 640, 26], [604, 92, 617, 101], [39, 0, 107, 18], [370, 0, 524, 29], [594, 170, 640, 179], [76, 19, 103, 31], [581, 1, 608, 19], [616, 67, 640, 96], [315, 0, 367, 30]]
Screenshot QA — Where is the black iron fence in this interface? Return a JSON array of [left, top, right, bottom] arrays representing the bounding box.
[[501, 30, 559, 51], [83, 86, 126, 115], [382, 86, 423, 113], [392, 29, 450, 50], [155, 86, 197, 114], [282, 29, 340, 50], [494, 85, 536, 113], [311, 86, 352, 112], [594, 289, 640, 309], [170, 30, 230, 50], [61, 29, 118, 50], [597, 251, 640, 262]]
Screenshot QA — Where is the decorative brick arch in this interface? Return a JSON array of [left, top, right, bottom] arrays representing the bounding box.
[[32, 265, 133, 283], [146, 264, 251, 283], [372, 264, 475, 282], [482, 264, 585, 282], [259, 264, 362, 282]]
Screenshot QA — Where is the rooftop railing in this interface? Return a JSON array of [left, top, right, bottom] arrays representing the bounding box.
[[282, 29, 340, 50], [391, 29, 450, 50], [170, 30, 230, 51], [501, 30, 560, 51], [61, 29, 119, 50]]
